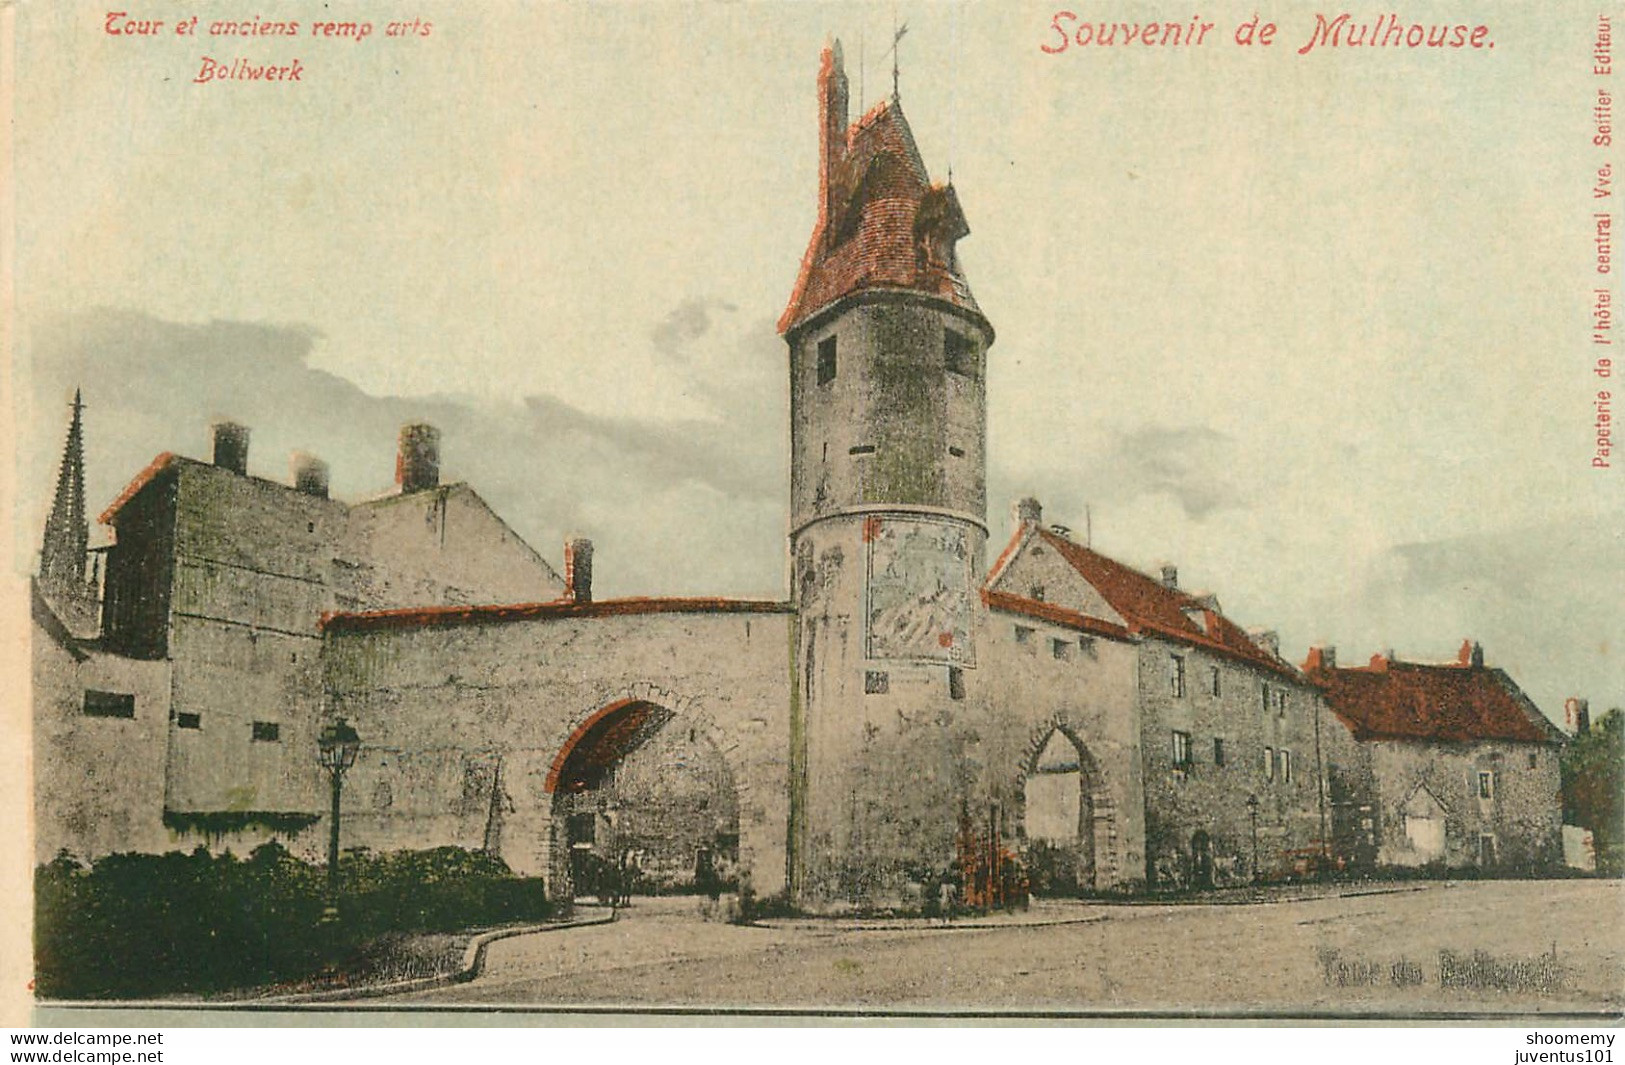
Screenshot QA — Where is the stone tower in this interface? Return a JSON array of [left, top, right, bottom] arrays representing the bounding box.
[[781, 43, 994, 906]]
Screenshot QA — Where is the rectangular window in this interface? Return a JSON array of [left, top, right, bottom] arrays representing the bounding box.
[[251, 721, 281, 743], [1014, 625, 1034, 647], [864, 670, 889, 695], [948, 445, 966, 458], [817, 336, 837, 385], [948, 666, 965, 701], [1264, 746, 1275, 781], [1279, 748, 1292, 784], [1213, 738, 1226, 766], [1170, 655, 1186, 698], [1210, 666, 1221, 697], [1261, 684, 1271, 713], [1276, 690, 1288, 716], [1527, 752, 1538, 770], [848, 444, 876, 456], [1051, 638, 1070, 661], [944, 328, 976, 378], [176, 712, 202, 730], [1171, 730, 1192, 770], [1478, 771, 1495, 800], [82, 691, 135, 719]]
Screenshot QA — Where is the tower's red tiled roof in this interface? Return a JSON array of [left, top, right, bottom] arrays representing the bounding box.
[[1305, 656, 1561, 744], [994, 525, 1297, 677], [779, 46, 982, 335]]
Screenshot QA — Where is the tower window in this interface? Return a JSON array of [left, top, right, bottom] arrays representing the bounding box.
[[817, 336, 837, 385], [945, 328, 976, 378], [251, 721, 281, 743], [948, 445, 965, 458], [949, 666, 965, 701], [1213, 737, 1226, 766], [176, 712, 202, 730], [864, 670, 889, 695], [849, 444, 876, 456]]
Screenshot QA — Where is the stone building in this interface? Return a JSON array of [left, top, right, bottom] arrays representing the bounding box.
[[1304, 643, 1566, 874], [30, 42, 1567, 907]]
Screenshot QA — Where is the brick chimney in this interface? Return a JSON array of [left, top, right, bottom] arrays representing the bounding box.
[[211, 420, 250, 475], [564, 537, 594, 603], [1458, 638, 1484, 668], [1304, 645, 1338, 672], [1159, 564, 1178, 590], [1565, 697, 1591, 736], [818, 41, 849, 250], [1015, 497, 1043, 527], [396, 424, 441, 493], [1249, 628, 1279, 657], [292, 452, 330, 498]]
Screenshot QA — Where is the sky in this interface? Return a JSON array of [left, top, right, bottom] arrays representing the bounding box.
[[10, 1, 1622, 718]]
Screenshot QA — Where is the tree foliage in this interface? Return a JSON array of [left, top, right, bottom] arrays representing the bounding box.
[[1561, 708, 1624, 875]]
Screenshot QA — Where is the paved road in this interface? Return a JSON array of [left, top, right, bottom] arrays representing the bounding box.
[[398, 880, 1623, 1016]]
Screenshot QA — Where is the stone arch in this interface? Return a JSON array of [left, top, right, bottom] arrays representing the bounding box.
[[1014, 714, 1116, 894], [540, 685, 746, 902]]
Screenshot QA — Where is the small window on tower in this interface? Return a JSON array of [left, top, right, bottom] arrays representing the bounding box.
[[864, 670, 889, 695], [949, 666, 965, 701], [251, 721, 281, 743], [176, 712, 202, 731], [817, 336, 837, 385], [945, 328, 976, 378], [83, 691, 135, 719]]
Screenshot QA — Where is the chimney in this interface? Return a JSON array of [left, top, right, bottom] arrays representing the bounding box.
[[1159, 564, 1178, 590], [292, 452, 330, 498], [212, 421, 250, 475], [564, 537, 594, 604], [1249, 628, 1280, 657], [1369, 651, 1392, 672], [1304, 645, 1338, 672], [396, 423, 441, 493], [1458, 638, 1484, 668], [818, 41, 850, 244], [1565, 697, 1591, 736], [1014, 497, 1043, 527]]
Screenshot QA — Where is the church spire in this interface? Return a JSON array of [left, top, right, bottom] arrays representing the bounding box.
[[39, 389, 88, 589]]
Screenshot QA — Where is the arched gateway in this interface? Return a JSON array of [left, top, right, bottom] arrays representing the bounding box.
[[1018, 722, 1116, 894], [543, 697, 741, 901]]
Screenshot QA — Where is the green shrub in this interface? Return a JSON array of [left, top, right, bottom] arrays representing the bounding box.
[[34, 844, 550, 999]]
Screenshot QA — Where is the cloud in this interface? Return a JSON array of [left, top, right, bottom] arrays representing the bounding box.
[[992, 422, 1250, 528], [649, 297, 738, 361], [20, 306, 788, 598]]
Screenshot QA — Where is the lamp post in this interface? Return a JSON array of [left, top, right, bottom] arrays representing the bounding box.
[[317, 717, 362, 921], [1246, 794, 1260, 883]]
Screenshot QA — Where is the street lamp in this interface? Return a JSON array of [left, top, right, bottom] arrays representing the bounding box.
[[1246, 793, 1260, 883], [317, 717, 362, 921]]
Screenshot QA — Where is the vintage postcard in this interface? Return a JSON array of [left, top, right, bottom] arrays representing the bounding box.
[[6, 0, 1623, 1026]]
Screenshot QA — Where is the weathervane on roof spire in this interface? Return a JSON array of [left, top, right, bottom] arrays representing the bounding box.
[[888, 12, 908, 100]]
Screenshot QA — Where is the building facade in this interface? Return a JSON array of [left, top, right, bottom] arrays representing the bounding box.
[[31, 43, 1567, 908]]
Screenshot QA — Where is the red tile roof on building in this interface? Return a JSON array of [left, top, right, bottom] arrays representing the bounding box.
[[321, 596, 791, 635], [981, 588, 1133, 642], [778, 46, 982, 335], [987, 524, 1298, 677], [98, 452, 180, 525], [1305, 655, 1561, 744]]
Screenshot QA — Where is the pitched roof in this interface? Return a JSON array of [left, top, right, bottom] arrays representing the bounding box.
[[322, 596, 791, 635], [1305, 656, 1562, 744], [779, 47, 982, 335], [98, 452, 181, 524], [991, 524, 1297, 677]]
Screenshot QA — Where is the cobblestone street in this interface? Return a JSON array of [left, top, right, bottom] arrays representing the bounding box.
[[396, 879, 1623, 1017]]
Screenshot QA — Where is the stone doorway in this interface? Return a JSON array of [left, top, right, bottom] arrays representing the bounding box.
[[1020, 724, 1110, 895]]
